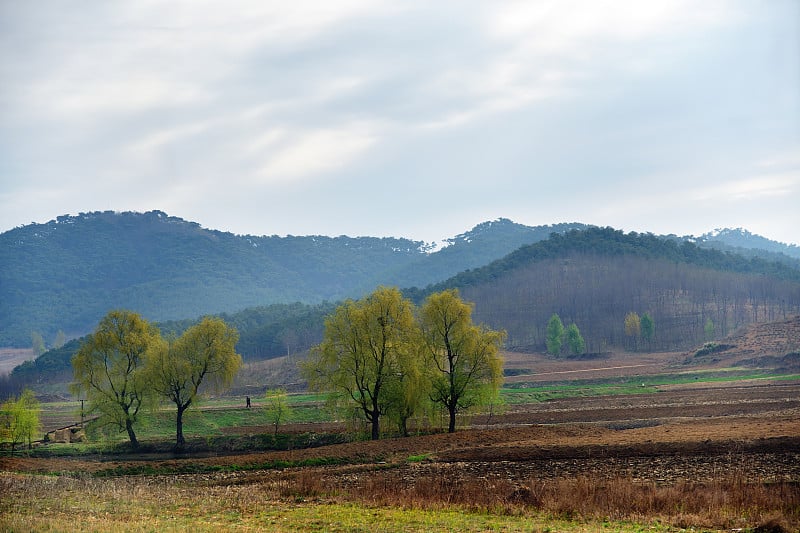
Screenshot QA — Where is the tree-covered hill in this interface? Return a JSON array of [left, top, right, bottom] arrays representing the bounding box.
[[0, 211, 583, 347], [2, 211, 796, 351], [698, 228, 800, 260], [3, 226, 799, 396], [415, 228, 800, 352]]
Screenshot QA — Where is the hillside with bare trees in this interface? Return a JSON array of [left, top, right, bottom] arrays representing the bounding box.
[[433, 229, 800, 353]]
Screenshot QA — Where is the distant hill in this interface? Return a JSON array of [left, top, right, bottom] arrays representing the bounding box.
[[689, 228, 800, 271], [2, 210, 796, 350], [698, 228, 800, 260], [413, 228, 800, 352], [4, 226, 799, 397], [0, 211, 585, 347]]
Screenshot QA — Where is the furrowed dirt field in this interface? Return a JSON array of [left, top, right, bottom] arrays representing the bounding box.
[[4, 380, 798, 484]]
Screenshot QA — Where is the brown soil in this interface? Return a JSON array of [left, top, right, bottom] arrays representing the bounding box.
[[722, 315, 800, 358], [3, 380, 798, 489]]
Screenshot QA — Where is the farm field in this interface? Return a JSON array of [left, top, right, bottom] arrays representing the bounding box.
[[2, 348, 799, 532]]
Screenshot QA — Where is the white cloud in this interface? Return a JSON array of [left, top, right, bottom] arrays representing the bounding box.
[[692, 175, 800, 202], [0, 0, 797, 246], [126, 120, 215, 155], [254, 123, 379, 183]]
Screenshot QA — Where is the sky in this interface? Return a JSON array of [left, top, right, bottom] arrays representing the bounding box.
[[1, 1, 798, 246]]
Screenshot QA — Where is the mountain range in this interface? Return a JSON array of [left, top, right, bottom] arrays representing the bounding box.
[[1, 210, 798, 351]]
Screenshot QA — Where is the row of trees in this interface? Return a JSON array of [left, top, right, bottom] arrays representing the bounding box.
[[302, 287, 505, 439], [545, 314, 586, 356], [71, 311, 242, 448], [545, 312, 659, 356], [0, 389, 41, 452], [624, 312, 655, 350], [31, 330, 67, 357]]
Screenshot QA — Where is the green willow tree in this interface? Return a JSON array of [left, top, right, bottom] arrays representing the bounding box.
[[148, 317, 242, 448], [641, 313, 655, 349], [53, 330, 67, 350], [303, 287, 419, 440], [1, 389, 41, 452], [384, 343, 430, 437], [566, 323, 585, 355], [31, 331, 46, 357], [264, 388, 292, 436], [71, 310, 159, 448], [545, 314, 565, 356], [419, 289, 505, 433], [704, 318, 715, 341]]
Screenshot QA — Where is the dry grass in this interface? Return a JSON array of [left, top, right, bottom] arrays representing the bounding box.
[[348, 470, 799, 531], [0, 471, 683, 533]]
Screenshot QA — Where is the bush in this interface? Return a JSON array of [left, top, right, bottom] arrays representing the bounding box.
[[694, 342, 733, 357]]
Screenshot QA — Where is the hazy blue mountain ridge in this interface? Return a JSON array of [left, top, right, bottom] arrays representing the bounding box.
[[0, 211, 581, 347], [693, 228, 800, 268], [4, 223, 799, 396], [699, 228, 800, 259], [1, 210, 796, 349]]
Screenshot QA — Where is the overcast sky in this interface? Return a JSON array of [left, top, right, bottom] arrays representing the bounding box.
[[1, 1, 798, 246]]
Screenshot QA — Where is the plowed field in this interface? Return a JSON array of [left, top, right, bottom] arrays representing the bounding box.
[[4, 380, 798, 486]]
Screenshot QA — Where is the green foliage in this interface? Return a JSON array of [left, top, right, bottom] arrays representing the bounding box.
[[640, 313, 655, 343], [305, 287, 504, 438], [161, 301, 335, 361], [420, 289, 505, 433], [624, 312, 641, 337], [303, 287, 420, 440], [70, 310, 160, 448], [0, 389, 41, 452], [694, 342, 733, 357], [264, 388, 292, 436], [566, 323, 585, 355], [53, 330, 66, 349], [545, 314, 565, 356], [624, 312, 641, 351], [148, 317, 242, 447], [704, 318, 715, 341], [31, 331, 46, 357]]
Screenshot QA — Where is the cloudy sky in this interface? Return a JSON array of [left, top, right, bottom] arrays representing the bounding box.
[[1, 1, 798, 246]]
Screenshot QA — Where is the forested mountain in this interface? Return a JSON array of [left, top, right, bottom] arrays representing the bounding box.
[[0, 211, 583, 347], [420, 228, 800, 352], [4, 226, 799, 396], [698, 228, 800, 260], [693, 229, 800, 268]]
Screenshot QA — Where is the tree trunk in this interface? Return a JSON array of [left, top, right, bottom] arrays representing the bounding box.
[[448, 404, 457, 433], [125, 418, 139, 448], [370, 410, 380, 440], [176, 405, 186, 448]]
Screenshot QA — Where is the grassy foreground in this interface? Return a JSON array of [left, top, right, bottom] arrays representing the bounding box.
[[0, 472, 691, 533]]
